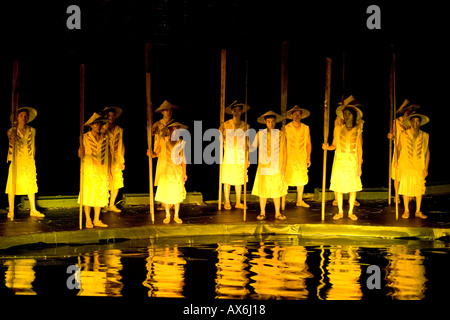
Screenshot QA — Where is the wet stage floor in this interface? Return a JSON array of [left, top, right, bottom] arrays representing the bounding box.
[[0, 195, 450, 249]]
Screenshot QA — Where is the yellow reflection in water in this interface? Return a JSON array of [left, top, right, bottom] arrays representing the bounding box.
[[325, 246, 362, 300], [4, 259, 36, 295], [215, 243, 250, 299], [143, 245, 186, 298], [77, 249, 123, 297], [386, 245, 427, 300], [248, 242, 312, 300]]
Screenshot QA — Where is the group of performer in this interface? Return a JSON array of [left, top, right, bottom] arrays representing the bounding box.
[[4, 96, 430, 227]]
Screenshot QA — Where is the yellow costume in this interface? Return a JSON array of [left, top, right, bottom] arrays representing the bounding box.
[[5, 126, 38, 195], [103, 125, 125, 190], [152, 118, 171, 187], [329, 123, 363, 193], [391, 116, 408, 180], [155, 139, 186, 205], [251, 129, 288, 198], [79, 131, 110, 207], [398, 129, 429, 197], [284, 122, 310, 186], [221, 119, 249, 186]]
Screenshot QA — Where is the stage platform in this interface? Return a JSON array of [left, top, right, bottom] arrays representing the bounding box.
[[1, 191, 449, 250]]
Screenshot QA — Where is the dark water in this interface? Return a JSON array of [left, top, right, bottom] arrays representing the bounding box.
[[0, 235, 449, 300]]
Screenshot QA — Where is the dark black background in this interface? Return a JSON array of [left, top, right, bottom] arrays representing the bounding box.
[[0, 0, 448, 203]]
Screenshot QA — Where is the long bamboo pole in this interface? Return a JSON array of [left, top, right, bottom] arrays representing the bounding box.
[[321, 58, 332, 221], [79, 64, 85, 230], [9, 59, 20, 219], [218, 49, 226, 210], [243, 60, 248, 222], [391, 47, 399, 220], [145, 43, 155, 223], [280, 41, 288, 127], [388, 47, 394, 205]]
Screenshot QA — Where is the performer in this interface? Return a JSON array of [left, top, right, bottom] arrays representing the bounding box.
[[101, 106, 125, 213], [5, 107, 44, 218], [395, 114, 430, 219], [323, 102, 363, 220], [331, 96, 363, 207], [151, 122, 188, 224], [387, 99, 420, 203], [78, 113, 110, 228], [152, 100, 178, 210], [282, 105, 311, 209], [251, 111, 288, 220], [219, 102, 250, 210]]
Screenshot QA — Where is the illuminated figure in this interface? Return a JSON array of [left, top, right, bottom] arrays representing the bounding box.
[[100, 106, 125, 213], [251, 111, 288, 220], [282, 105, 311, 209], [395, 114, 430, 219], [323, 101, 363, 220], [151, 122, 187, 224], [331, 96, 363, 207], [78, 113, 110, 228], [152, 100, 178, 210], [219, 102, 250, 210], [387, 99, 420, 203], [5, 107, 44, 218]]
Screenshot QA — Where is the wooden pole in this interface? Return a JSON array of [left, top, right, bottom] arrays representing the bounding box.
[[9, 59, 20, 219], [79, 64, 85, 230], [321, 58, 332, 221], [218, 49, 226, 210], [145, 43, 155, 223], [388, 47, 394, 205], [280, 41, 289, 127], [392, 47, 399, 220], [243, 60, 248, 222]]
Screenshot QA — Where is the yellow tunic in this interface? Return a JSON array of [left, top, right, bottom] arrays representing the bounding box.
[[330, 123, 363, 193], [153, 119, 171, 186], [251, 129, 288, 198], [391, 116, 408, 180], [284, 122, 310, 187], [155, 139, 186, 205], [5, 126, 38, 195], [398, 129, 429, 197], [221, 119, 249, 185], [78, 131, 110, 207], [103, 125, 125, 190]]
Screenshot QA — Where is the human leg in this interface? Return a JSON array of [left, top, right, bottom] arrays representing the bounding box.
[[296, 186, 309, 207], [93, 207, 108, 227], [223, 183, 231, 210], [333, 192, 344, 220], [402, 195, 410, 218], [84, 205, 93, 228], [174, 203, 183, 223], [109, 189, 121, 212], [348, 192, 358, 220], [7, 193, 15, 218], [163, 203, 171, 223], [274, 197, 286, 220], [29, 193, 44, 217], [257, 197, 266, 220], [414, 195, 427, 219]]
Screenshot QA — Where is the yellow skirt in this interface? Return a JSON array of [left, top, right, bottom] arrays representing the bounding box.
[[155, 174, 186, 205], [330, 158, 362, 193], [285, 162, 308, 187], [78, 168, 109, 208], [109, 163, 124, 190], [5, 160, 38, 195], [251, 165, 288, 199]]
